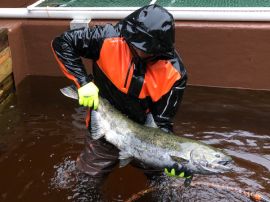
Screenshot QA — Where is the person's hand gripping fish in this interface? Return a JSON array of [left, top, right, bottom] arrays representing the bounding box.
[[165, 163, 193, 186], [78, 82, 99, 109]]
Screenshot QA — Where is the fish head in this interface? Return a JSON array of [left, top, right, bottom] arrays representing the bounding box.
[[189, 145, 233, 175], [170, 144, 232, 175]]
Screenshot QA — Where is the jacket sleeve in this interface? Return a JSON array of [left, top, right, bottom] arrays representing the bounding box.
[[51, 26, 105, 88], [150, 68, 187, 133]]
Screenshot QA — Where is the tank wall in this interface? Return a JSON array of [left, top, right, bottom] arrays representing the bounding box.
[[22, 20, 71, 78], [0, 19, 70, 84], [175, 21, 270, 90], [1, 19, 270, 90]]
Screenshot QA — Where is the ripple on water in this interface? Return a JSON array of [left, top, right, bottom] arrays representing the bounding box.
[[183, 133, 194, 137], [225, 139, 245, 146], [225, 149, 270, 172], [140, 176, 253, 202], [246, 139, 257, 147], [201, 139, 221, 145], [237, 177, 264, 190], [203, 130, 270, 140], [50, 157, 104, 201], [50, 157, 76, 189], [264, 155, 270, 160]]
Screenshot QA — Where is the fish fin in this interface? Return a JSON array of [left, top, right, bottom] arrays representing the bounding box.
[[119, 150, 133, 168], [90, 110, 105, 140], [170, 155, 189, 164], [119, 158, 133, 168], [60, 85, 78, 100], [144, 113, 158, 128]]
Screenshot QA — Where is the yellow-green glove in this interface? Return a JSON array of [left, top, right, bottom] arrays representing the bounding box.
[[78, 82, 99, 110], [164, 163, 193, 186]]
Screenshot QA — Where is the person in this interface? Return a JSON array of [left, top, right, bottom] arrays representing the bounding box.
[[52, 4, 190, 185]]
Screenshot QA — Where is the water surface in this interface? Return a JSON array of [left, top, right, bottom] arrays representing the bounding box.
[[0, 76, 269, 201]]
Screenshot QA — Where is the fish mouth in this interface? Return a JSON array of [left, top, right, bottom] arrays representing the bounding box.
[[199, 159, 233, 174], [218, 160, 231, 166]]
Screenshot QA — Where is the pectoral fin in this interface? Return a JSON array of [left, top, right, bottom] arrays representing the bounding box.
[[119, 150, 133, 168], [170, 155, 189, 164], [60, 85, 79, 100], [144, 113, 158, 128]]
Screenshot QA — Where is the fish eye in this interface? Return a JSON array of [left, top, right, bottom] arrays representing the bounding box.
[[215, 154, 221, 158]]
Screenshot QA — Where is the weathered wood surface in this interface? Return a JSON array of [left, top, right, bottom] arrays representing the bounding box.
[[0, 57, 12, 83], [0, 47, 11, 65], [0, 28, 8, 53], [0, 74, 14, 103], [0, 29, 13, 104], [0, 93, 15, 113]]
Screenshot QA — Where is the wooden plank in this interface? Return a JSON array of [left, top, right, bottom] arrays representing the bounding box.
[[0, 29, 8, 53], [0, 47, 11, 65], [0, 74, 14, 104], [0, 57, 12, 83], [0, 74, 13, 89], [0, 93, 15, 113]]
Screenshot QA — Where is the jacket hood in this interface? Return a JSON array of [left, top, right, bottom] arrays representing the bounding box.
[[120, 4, 175, 58]]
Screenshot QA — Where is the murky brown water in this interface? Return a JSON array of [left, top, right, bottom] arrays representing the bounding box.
[[0, 76, 269, 202]]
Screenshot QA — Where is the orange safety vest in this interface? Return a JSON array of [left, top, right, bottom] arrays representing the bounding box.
[[97, 37, 181, 102]]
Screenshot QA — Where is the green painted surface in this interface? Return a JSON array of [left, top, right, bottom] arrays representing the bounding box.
[[37, 0, 270, 7], [157, 0, 270, 7], [38, 0, 150, 7]]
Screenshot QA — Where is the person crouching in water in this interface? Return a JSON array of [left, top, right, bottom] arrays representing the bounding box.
[[52, 4, 189, 200]]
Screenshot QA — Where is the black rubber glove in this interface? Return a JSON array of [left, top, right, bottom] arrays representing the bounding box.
[[164, 163, 193, 187]]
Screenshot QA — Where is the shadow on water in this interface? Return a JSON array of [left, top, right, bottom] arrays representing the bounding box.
[[0, 76, 269, 201]]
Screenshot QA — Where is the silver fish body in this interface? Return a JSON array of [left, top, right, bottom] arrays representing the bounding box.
[[61, 86, 232, 175]]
